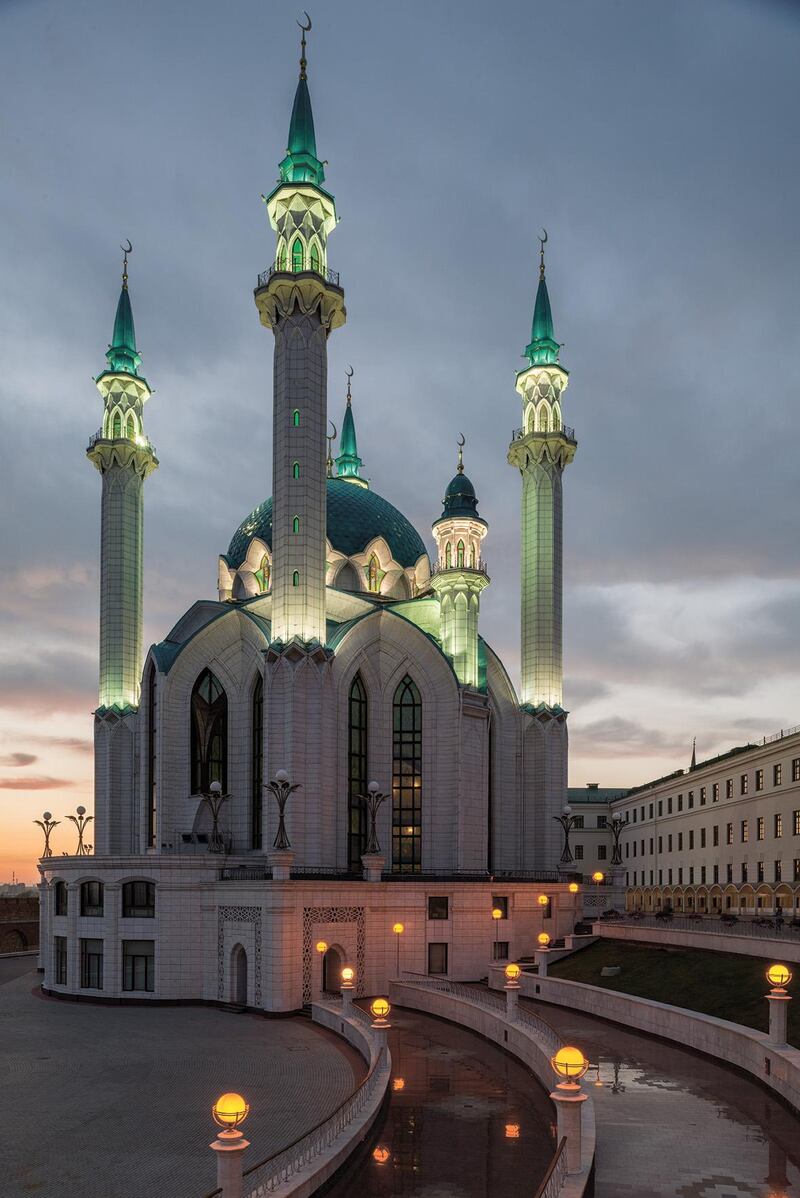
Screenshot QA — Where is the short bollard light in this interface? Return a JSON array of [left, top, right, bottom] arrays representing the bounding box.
[[370, 997, 391, 1028], [210, 1092, 251, 1198], [767, 963, 793, 994], [213, 1092, 250, 1133], [537, 932, 551, 948], [551, 1046, 589, 1091], [505, 962, 522, 986]]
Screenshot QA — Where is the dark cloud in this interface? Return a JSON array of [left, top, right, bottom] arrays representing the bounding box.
[[0, 753, 37, 767], [0, 776, 73, 791]]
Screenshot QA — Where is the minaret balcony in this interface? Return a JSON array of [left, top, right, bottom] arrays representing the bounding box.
[[511, 422, 575, 444], [88, 427, 155, 453], [257, 260, 340, 289], [430, 559, 489, 580]]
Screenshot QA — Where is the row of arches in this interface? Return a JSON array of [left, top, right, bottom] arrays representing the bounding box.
[[525, 401, 562, 435], [149, 665, 425, 868], [104, 407, 139, 441], [276, 234, 323, 275], [444, 541, 478, 570], [627, 882, 800, 914]]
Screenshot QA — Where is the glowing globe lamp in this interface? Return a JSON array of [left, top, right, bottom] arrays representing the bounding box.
[[767, 963, 792, 991], [491, 907, 503, 920], [538, 932, 551, 947], [537, 894, 549, 907], [315, 940, 328, 954], [592, 871, 604, 884], [551, 1046, 589, 1087], [392, 1077, 405, 1091], [373, 1146, 390, 1164], [341, 966, 355, 985], [568, 882, 579, 894], [371, 997, 391, 1024], [505, 962, 522, 982], [392, 922, 404, 935], [212, 1092, 249, 1130]]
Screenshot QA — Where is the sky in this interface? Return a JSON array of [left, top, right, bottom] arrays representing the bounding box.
[[1, 0, 799, 880]]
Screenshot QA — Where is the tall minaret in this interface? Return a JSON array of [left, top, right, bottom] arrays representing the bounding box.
[[87, 245, 158, 712], [507, 236, 576, 709], [255, 20, 345, 643], [431, 440, 489, 688]]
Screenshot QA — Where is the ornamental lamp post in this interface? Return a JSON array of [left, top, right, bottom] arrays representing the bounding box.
[[610, 813, 624, 866], [392, 922, 404, 977], [265, 769, 300, 878], [504, 961, 521, 1019], [360, 782, 389, 881], [315, 940, 328, 996], [34, 812, 59, 858], [536, 931, 551, 977], [201, 781, 230, 853], [592, 871, 605, 914], [210, 1092, 250, 1198], [370, 997, 391, 1048], [340, 965, 355, 1013], [549, 1046, 589, 1176], [65, 806, 93, 856], [766, 963, 793, 1046], [553, 805, 576, 866], [491, 906, 503, 960]]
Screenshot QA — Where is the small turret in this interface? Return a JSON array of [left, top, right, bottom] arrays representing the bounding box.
[[430, 438, 489, 688], [335, 368, 367, 487]]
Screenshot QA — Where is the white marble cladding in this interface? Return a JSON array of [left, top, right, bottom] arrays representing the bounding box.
[[37, 862, 581, 1012]]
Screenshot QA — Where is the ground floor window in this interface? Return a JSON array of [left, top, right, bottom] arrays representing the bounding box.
[[80, 938, 103, 989], [122, 940, 155, 992], [54, 936, 67, 985], [427, 942, 448, 975]]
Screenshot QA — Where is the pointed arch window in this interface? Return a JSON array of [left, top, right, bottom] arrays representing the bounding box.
[[292, 461, 300, 479], [445, 542, 452, 569], [367, 554, 379, 593], [112, 410, 122, 439], [348, 674, 368, 871], [251, 676, 263, 850], [539, 405, 550, 432], [292, 515, 300, 534], [190, 668, 227, 794], [310, 242, 320, 274], [292, 571, 300, 587], [292, 409, 300, 427], [392, 675, 422, 873], [125, 413, 135, 440], [456, 540, 465, 568], [470, 544, 476, 568], [147, 664, 157, 847], [255, 554, 271, 593], [291, 237, 304, 272], [277, 242, 287, 272]]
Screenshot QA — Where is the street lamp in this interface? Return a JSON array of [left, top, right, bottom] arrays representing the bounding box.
[[610, 813, 624, 866], [592, 871, 605, 913], [341, 965, 355, 1013], [766, 963, 793, 1046], [553, 805, 576, 865], [65, 806, 93, 856], [492, 906, 503, 959], [360, 781, 389, 855], [551, 1046, 589, 1091], [33, 812, 59, 858], [265, 769, 299, 850], [316, 940, 328, 994], [392, 922, 404, 976], [210, 1092, 250, 1198], [200, 781, 229, 853]]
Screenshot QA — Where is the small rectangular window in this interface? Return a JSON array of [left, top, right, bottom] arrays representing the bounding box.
[[572, 815, 584, 829], [123, 940, 155, 992], [775, 764, 783, 786], [668, 868, 673, 884], [80, 938, 103, 990], [649, 804, 654, 819], [712, 783, 720, 803], [122, 881, 155, 918], [741, 820, 748, 843], [755, 769, 764, 792], [491, 895, 508, 919], [688, 792, 694, 810], [726, 823, 733, 845], [678, 867, 683, 884], [689, 867, 694, 883], [794, 858, 800, 882], [726, 864, 733, 883], [427, 942, 448, 975], [757, 861, 765, 883], [775, 813, 783, 838], [80, 880, 104, 917], [689, 830, 694, 850], [713, 825, 719, 846], [574, 844, 584, 860], [741, 863, 748, 883], [677, 795, 683, 812], [775, 860, 783, 883], [54, 936, 67, 985], [668, 834, 673, 852], [792, 758, 800, 783], [700, 787, 706, 806], [658, 836, 663, 853], [596, 815, 607, 829], [677, 833, 683, 851], [597, 845, 607, 860], [701, 866, 706, 883], [726, 779, 733, 799], [794, 810, 800, 837], [700, 827, 706, 848], [713, 864, 719, 883], [668, 797, 673, 814], [427, 896, 449, 921], [658, 800, 663, 817], [757, 816, 765, 841], [740, 774, 748, 795]]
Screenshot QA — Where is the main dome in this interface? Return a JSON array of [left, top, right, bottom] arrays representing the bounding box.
[[227, 477, 428, 569]]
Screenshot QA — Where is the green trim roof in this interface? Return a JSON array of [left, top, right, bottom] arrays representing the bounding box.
[[105, 283, 141, 375], [336, 400, 362, 480], [524, 275, 560, 366], [279, 75, 325, 187], [227, 478, 427, 569]]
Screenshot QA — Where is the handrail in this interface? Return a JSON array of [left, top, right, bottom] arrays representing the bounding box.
[[532, 1138, 568, 1198], [201, 1041, 388, 1198], [256, 261, 340, 289], [604, 913, 800, 941], [511, 424, 576, 442], [429, 559, 489, 579], [396, 975, 562, 1053]]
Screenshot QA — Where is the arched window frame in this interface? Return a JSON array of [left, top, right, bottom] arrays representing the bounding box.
[[54, 880, 68, 916], [367, 554, 379, 593], [456, 540, 465, 568], [125, 412, 135, 440], [111, 409, 122, 439], [445, 542, 452, 569], [122, 880, 155, 918], [392, 675, 422, 873], [291, 237, 304, 272], [292, 515, 300, 534], [292, 570, 300, 587], [251, 675, 263, 851], [292, 461, 301, 479], [277, 240, 287, 272], [80, 880, 104, 916], [347, 673, 368, 871], [292, 409, 301, 427], [309, 240, 320, 274], [190, 668, 228, 794]]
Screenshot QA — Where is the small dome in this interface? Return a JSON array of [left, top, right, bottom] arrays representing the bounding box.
[[227, 478, 428, 569], [439, 472, 485, 522]]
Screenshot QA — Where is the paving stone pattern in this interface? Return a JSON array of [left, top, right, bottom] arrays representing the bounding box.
[[0, 968, 362, 1198]]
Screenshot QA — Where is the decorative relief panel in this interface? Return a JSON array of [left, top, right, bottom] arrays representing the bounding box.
[[302, 905, 366, 1005]]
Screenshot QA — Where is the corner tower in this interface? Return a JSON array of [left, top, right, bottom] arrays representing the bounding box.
[[431, 440, 489, 688], [507, 236, 576, 709], [87, 246, 158, 712], [254, 21, 345, 643]]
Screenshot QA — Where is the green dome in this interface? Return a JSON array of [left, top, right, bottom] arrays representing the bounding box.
[[438, 472, 485, 523], [227, 478, 428, 569]]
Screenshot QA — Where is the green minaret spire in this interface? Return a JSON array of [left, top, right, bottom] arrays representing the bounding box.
[[524, 231, 560, 367], [104, 242, 142, 376], [278, 16, 326, 188], [336, 367, 365, 484]]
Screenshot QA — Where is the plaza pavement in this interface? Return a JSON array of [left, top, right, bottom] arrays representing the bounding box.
[[0, 964, 363, 1198]]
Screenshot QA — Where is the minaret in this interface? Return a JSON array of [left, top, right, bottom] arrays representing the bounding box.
[[335, 369, 367, 488], [255, 20, 345, 643], [430, 439, 489, 688], [87, 245, 157, 712], [507, 235, 576, 709]]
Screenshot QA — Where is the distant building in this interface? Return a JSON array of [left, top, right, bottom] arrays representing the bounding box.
[[0, 896, 39, 953]]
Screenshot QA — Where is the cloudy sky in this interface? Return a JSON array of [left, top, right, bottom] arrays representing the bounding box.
[[2, 0, 799, 879]]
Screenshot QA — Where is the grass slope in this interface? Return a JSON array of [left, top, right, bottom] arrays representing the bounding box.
[[548, 938, 799, 1047]]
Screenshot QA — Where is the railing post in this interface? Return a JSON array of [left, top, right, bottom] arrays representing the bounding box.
[[210, 1130, 250, 1198], [550, 1087, 587, 1174]]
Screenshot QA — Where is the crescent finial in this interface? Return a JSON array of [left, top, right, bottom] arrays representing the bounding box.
[[328, 420, 337, 441], [120, 240, 132, 287], [456, 433, 465, 474], [457, 432, 465, 448], [297, 12, 311, 78], [538, 228, 548, 280], [298, 11, 312, 31]]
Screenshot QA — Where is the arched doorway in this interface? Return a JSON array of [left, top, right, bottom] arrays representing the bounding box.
[[230, 944, 247, 1006], [322, 945, 343, 994]]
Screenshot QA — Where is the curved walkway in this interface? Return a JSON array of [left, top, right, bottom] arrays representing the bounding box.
[[0, 965, 363, 1198], [527, 994, 800, 1198]]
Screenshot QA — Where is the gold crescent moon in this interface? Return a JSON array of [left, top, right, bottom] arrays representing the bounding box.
[[457, 432, 465, 448], [539, 228, 548, 247], [298, 12, 312, 32], [121, 239, 132, 255], [328, 420, 337, 440], [345, 365, 354, 380]]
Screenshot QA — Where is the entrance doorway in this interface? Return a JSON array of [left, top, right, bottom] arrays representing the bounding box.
[[322, 945, 344, 994], [231, 943, 247, 1006]]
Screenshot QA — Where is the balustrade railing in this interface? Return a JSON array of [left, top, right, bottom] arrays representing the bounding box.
[[396, 974, 562, 1053], [429, 559, 489, 578], [87, 427, 155, 451], [533, 1138, 568, 1198], [256, 261, 340, 289], [511, 424, 575, 442], [606, 912, 800, 941]]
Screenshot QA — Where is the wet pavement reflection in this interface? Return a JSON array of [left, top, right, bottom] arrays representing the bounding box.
[[325, 1008, 556, 1197], [531, 997, 800, 1198]]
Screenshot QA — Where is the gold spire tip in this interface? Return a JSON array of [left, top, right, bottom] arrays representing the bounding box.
[[120, 239, 132, 289], [538, 228, 548, 281], [345, 364, 353, 404], [297, 12, 311, 79], [456, 432, 465, 475]]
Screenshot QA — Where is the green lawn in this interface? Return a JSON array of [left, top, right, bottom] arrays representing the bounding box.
[[547, 938, 799, 1047]]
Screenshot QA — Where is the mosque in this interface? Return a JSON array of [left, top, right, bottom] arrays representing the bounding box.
[[38, 27, 581, 1010]]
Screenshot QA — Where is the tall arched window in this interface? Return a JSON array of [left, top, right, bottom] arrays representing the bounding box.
[[292, 570, 300, 587], [539, 404, 550, 432], [255, 554, 270, 593], [368, 555, 379, 592], [291, 237, 304, 272], [445, 543, 452, 569], [251, 676, 263, 850], [147, 665, 157, 847], [456, 540, 465, 568], [292, 409, 300, 426], [470, 544, 476, 568], [112, 410, 122, 438], [310, 242, 320, 274], [292, 461, 300, 479], [125, 413, 135, 439], [277, 243, 287, 271], [392, 675, 422, 873], [292, 515, 300, 534], [190, 668, 227, 793], [348, 674, 368, 871]]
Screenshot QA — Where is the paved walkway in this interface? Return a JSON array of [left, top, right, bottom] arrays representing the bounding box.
[[1, 967, 363, 1198], [528, 995, 800, 1198]]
